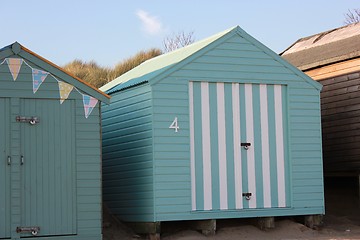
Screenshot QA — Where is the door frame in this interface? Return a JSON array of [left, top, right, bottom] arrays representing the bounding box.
[[0, 98, 11, 239]]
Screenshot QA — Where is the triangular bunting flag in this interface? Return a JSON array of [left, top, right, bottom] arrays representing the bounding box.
[[82, 94, 98, 118], [32, 69, 49, 93], [58, 81, 74, 104], [6, 58, 23, 81]]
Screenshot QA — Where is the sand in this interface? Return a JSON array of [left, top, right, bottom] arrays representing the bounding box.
[[103, 177, 360, 240]]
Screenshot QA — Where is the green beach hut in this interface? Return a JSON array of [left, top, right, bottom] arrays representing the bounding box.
[[0, 42, 110, 239], [100, 26, 324, 233]]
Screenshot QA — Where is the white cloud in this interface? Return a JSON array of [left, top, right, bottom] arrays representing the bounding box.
[[136, 9, 164, 35]]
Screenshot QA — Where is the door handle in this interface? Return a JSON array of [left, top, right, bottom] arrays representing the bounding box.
[[242, 192, 252, 200], [241, 142, 251, 150], [20, 155, 24, 165], [7, 156, 11, 165]]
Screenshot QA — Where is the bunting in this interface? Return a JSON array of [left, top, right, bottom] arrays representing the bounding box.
[[0, 57, 99, 118], [58, 81, 74, 104], [6, 58, 23, 81], [83, 95, 98, 119]]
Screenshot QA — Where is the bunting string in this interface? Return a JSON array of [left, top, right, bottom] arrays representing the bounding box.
[[0, 57, 98, 118]]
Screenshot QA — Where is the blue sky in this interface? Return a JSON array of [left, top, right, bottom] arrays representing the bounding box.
[[2, 1, 358, 67]]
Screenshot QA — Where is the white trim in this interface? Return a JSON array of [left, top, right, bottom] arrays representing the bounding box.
[[189, 82, 196, 210], [217, 83, 228, 210], [245, 83, 257, 208], [201, 82, 212, 210], [260, 84, 271, 208], [274, 85, 286, 207], [232, 83, 243, 209]]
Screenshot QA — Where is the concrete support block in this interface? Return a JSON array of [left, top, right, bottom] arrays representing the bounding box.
[[127, 221, 161, 234], [149, 233, 161, 240], [191, 219, 216, 235], [257, 217, 275, 230], [304, 215, 323, 229]]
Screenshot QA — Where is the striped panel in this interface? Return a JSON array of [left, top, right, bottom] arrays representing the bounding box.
[[189, 81, 289, 211], [200, 82, 212, 210], [260, 84, 271, 208], [245, 83, 257, 208], [232, 83, 243, 209], [274, 85, 286, 207], [217, 83, 228, 210], [189, 82, 196, 210]]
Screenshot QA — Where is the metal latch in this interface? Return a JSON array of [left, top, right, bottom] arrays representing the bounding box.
[[16, 226, 40, 236], [241, 142, 251, 150], [242, 192, 252, 200], [16, 116, 40, 125]]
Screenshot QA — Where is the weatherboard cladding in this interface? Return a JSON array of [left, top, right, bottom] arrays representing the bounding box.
[[0, 43, 105, 239], [320, 72, 360, 173], [280, 23, 360, 175], [101, 26, 324, 222], [102, 84, 155, 222]]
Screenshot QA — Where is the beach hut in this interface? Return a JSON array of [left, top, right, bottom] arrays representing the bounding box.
[[281, 23, 360, 176], [0, 42, 110, 240], [101, 26, 324, 234]]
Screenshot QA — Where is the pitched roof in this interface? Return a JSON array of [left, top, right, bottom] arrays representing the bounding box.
[[101, 26, 322, 94], [100, 27, 237, 93], [280, 23, 360, 71], [0, 42, 110, 103]]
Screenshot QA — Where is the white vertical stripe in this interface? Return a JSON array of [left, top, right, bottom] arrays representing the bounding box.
[[245, 83, 257, 208], [274, 85, 286, 207], [201, 82, 212, 210], [217, 83, 228, 210], [189, 82, 196, 210], [232, 83, 243, 209], [260, 84, 271, 208]]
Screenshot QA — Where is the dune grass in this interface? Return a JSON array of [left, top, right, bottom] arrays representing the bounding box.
[[63, 48, 162, 88]]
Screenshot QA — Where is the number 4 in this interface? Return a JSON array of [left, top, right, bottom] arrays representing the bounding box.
[[169, 117, 179, 132]]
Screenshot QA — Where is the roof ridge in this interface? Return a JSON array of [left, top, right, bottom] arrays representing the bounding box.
[[0, 42, 110, 102], [100, 26, 239, 93]]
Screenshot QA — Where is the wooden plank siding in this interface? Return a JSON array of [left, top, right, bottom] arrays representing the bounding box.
[[101, 27, 324, 223], [318, 72, 360, 173], [102, 84, 155, 222], [75, 99, 102, 237], [306, 58, 360, 81], [152, 35, 324, 221], [152, 79, 191, 219], [0, 53, 103, 239]]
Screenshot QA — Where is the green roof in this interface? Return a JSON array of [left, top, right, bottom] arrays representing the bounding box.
[[101, 26, 322, 94], [100, 26, 238, 94]]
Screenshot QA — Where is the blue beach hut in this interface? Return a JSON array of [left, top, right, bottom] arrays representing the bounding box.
[[100, 26, 324, 233]]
